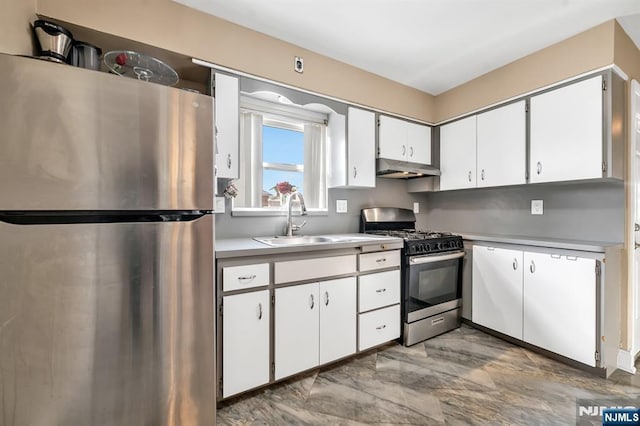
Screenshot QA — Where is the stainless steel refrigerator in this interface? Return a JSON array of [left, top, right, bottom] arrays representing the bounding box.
[[0, 53, 215, 425]]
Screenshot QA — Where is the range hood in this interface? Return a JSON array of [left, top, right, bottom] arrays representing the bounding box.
[[376, 158, 441, 179]]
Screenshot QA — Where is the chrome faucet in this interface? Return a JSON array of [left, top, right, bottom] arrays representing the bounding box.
[[284, 192, 307, 237]]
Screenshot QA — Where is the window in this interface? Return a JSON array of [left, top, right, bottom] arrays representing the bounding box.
[[233, 95, 328, 212]]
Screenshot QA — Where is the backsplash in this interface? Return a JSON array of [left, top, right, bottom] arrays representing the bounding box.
[[423, 180, 624, 243], [216, 179, 624, 243], [215, 178, 427, 239]]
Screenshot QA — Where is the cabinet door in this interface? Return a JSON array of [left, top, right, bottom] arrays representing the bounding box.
[[214, 73, 239, 179], [472, 246, 523, 339], [222, 290, 270, 397], [477, 101, 526, 187], [439, 116, 477, 190], [406, 121, 431, 165], [347, 107, 376, 187], [275, 283, 319, 379], [378, 115, 407, 162], [319, 277, 357, 364], [530, 76, 603, 183], [523, 252, 596, 366]]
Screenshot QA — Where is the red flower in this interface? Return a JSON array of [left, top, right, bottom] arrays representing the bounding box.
[[271, 181, 296, 195]]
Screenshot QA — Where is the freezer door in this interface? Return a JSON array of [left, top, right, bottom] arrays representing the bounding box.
[[0, 215, 215, 425], [0, 53, 213, 211]]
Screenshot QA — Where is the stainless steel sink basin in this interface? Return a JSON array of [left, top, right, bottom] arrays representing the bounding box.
[[254, 235, 343, 246]]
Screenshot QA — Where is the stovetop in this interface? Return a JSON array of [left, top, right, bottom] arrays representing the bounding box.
[[365, 229, 464, 256], [360, 207, 463, 256]]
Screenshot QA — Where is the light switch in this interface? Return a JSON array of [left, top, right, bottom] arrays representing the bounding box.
[[336, 199, 348, 213], [531, 199, 543, 215], [413, 202, 420, 214], [214, 197, 226, 214]]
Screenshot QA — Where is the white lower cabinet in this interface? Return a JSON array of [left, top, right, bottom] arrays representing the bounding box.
[[275, 282, 320, 380], [523, 252, 597, 367], [472, 246, 523, 339], [472, 245, 599, 367], [275, 277, 357, 380], [359, 304, 401, 351], [319, 277, 357, 364], [222, 290, 270, 397]]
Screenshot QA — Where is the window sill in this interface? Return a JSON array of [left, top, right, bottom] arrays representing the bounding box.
[[231, 208, 328, 217]]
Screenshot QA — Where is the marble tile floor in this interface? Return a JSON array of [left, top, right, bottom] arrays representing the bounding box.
[[217, 325, 640, 425]]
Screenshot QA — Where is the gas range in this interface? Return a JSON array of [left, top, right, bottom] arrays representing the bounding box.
[[360, 207, 464, 346], [365, 229, 464, 256]]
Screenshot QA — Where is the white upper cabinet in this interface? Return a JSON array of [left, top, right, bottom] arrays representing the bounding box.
[[347, 107, 376, 187], [213, 73, 239, 179], [439, 115, 477, 190], [378, 115, 431, 165], [530, 75, 603, 183], [407, 121, 431, 165], [476, 101, 526, 187]]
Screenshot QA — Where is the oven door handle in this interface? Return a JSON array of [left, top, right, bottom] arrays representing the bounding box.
[[409, 251, 465, 264]]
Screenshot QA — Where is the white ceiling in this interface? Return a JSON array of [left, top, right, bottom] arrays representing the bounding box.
[[176, 0, 640, 95]]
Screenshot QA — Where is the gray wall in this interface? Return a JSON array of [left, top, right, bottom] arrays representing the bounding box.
[[215, 178, 427, 239], [216, 179, 624, 243], [422, 180, 624, 243]]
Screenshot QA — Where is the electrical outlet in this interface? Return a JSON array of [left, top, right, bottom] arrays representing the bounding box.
[[214, 197, 225, 214], [336, 199, 347, 213], [531, 199, 543, 215], [413, 202, 420, 214]]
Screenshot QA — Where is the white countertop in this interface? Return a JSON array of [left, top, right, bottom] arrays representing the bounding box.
[[461, 233, 621, 253], [215, 233, 404, 258]]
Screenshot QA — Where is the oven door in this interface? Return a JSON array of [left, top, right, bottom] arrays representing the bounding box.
[[405, 251, 464, 323]]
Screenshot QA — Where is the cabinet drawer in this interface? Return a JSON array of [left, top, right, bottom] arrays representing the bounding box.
[[274, 255, 356, 284], [359, 250, 401, 272], [358, 304, 400, 351], [223, 263, 270, 292], [358, 270, 400, 312]]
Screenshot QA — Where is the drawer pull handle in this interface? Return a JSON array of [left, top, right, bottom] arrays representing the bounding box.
[[376, 324, 387, 330], [376, 288, 386, 293], [513, 258, 518, 270], [238, 274, 256, 281], [431, 317, 445, 326], [376, 258, 387, 263], [309, 294, 315, 310], [324, 291, 329, 306], [530, 260, 536, 274], [257, 303, 263, 320], [550, 254, 561, 259], [566, 256, 578, 261]]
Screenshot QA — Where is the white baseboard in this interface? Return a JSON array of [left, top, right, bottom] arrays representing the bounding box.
[[617, 349, 637, 374]]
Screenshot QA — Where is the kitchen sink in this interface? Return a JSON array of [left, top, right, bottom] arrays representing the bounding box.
[[254, 235, 344, 246]]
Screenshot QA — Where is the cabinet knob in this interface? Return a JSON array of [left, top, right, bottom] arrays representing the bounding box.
[[309, 294, 315, 310], [530, 260, 536, 273], [513, 258, 518, 270], [536, 161, 542, 175], [257, 303, 263, 320]]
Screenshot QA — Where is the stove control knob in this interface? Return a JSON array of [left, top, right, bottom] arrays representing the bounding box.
[[437, 243, 444, 250], [449, 241, 456, 249]]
